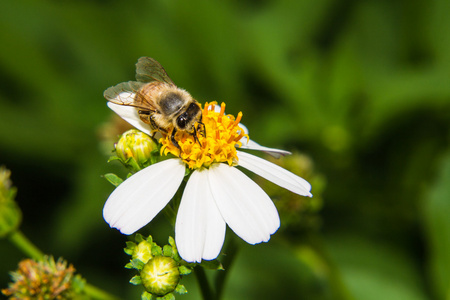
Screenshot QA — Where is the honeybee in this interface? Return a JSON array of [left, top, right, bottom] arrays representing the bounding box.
[[104, 57, 204, 149]]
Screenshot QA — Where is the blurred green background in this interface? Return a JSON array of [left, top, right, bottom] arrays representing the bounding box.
[[1, 0, 450, 299]]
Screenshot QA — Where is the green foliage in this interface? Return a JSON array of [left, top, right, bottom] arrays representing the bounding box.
[[130, 275, 142, 286], [1, 0, 449, 299], [103, 173, 124, 187]]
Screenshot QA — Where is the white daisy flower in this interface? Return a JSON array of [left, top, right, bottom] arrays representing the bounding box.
[[104, 102, 312, 263]]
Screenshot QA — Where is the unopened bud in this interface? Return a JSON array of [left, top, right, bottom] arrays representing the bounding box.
[[133, 240, 153, 264], [140, 256, 180, 296], [115, 129, 158, 168], [124, 235, 191, 299]]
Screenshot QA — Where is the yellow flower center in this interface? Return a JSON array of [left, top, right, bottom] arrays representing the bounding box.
[[160, 102, 247, 169]]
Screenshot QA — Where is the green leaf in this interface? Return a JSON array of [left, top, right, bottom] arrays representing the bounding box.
[[130, 275, 142, 285], [168, 236, 176, 247], [107, 156, 121, 163], [135, 233, 145, 243], [168, 236, 181, 261], [126, 156, 142, 172], [150, 149, 160, 165], [199, 259, 224, 270], [141, 291, 153, 300], [151, 245, 162, 256], [175, 284, 187, 295], [124, 262, 133, 269], [131, 258, 145, 270], [103, 173, 123, 187], [163, 245, 173, 257], [178, 265, 192, 275], [145, 235, 154, 244], [124, 241, 137, 255], [162, 293, 175, 300]]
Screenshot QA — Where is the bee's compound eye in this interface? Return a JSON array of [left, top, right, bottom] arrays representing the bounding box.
[[177, 114, 187, 129]]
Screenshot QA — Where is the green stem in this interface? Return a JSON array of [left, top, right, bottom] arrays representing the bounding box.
[[195, 266, 215, 300], [215, 236, 239, 300], [162, 204, 177, 227], [84, 283, 121, 300], [8, 230, 44, 260], [194, 237, 240, 300]]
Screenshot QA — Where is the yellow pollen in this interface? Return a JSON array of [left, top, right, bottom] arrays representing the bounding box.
[[160, 102, 248, 169]]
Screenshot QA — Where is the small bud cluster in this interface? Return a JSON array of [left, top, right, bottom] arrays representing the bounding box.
[[124, 234, 193, 300], [1, 256, 85, 299]]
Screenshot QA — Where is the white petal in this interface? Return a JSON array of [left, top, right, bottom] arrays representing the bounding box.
[[208, 164, 280, 245], [103, 158, 185, 234], [236, 120, 289, 157], [239, 138, 291, 158], [175, 170, 226, 263], [107, 102, 152, 136], [208, 105, 286, 157], [212, 104, 221, 112], [237, 150, 312, 197]]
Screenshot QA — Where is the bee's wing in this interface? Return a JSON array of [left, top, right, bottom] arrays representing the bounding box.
[[135, 57, 175, 85], [104, 81, 156, 111]]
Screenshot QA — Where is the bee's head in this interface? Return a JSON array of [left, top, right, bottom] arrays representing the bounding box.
[[176, 102, 202, 132]]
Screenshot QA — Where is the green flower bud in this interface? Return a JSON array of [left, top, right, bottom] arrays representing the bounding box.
[[0, 166, 21, 237], [133, 240, 153, 264], [140, 256, 180, 296], [124, 235, 191, 299], [115, 129, 158, 168]]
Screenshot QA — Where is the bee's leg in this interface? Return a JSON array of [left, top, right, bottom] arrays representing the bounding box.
[[139, 111, 159, 138], [149, 129, 158, 139], [170, 128, 181, 156], [197, 121, 206, 136], [193, 126, 201, 145], [149, 116, 160, 135], [138, 111, 151, 124], [191, 122, 205, 146]]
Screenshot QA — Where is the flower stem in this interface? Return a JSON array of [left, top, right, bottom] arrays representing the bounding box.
[[194, 237, 239, 300], [195, 266, 215, 300], [8, 230, 44, 260], [162, 204, 177, 227], [84, 283, 121, 300], [214, 237, 238, 300]]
